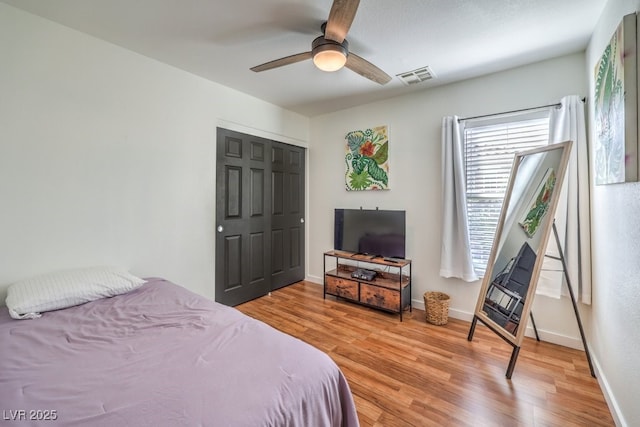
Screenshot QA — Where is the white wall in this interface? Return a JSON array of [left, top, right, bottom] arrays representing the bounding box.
[[308, 53, 588, 347], [0, 4, 309, 302], [586, 0, 640, 425]]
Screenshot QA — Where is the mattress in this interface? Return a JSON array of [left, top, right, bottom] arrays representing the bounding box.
[[0, 278, 359, 426]]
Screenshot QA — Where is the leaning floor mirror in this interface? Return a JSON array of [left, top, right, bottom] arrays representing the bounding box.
[[467, 140, 572, 378]]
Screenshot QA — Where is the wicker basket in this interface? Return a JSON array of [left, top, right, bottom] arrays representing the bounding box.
[[423, 291, 450, 325]]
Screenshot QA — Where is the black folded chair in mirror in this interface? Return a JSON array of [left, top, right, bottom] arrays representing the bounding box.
[[482, 242, 536, 334]]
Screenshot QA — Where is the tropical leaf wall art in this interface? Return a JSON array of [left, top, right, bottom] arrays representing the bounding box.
[[594, 19, 625, 184], [518, 168, 556, 238], [345, 125, 389, 191], [594, 12, 639, 185]]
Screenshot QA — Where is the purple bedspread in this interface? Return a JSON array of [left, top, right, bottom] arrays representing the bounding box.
[[0, 278, 359, 426]]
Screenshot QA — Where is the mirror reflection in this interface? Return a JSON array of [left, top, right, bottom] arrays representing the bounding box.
[[480, 147, 564, 336]]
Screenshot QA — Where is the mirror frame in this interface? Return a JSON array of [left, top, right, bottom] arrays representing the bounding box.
[[472, 140, 573, 346]]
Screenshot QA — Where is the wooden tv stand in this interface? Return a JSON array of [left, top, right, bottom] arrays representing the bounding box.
[[323, 250, 412, 321]]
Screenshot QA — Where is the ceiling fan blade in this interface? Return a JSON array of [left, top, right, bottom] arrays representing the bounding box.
[[250, 52, 313, 72], [345, 53, 392, 85], [325, 0, 360, 43]]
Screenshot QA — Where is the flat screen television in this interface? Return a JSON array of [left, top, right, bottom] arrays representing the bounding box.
[[334, 209, 406, 259]]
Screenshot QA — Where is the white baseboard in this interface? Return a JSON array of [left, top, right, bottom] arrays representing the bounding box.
[[306, 274, 323, 285], [590, 355, 627, 427]]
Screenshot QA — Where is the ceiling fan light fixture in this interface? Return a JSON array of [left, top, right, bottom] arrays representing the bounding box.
[[313, 49, 347, 72], [312, 37, 348, 72]]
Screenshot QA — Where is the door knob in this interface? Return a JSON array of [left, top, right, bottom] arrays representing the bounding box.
[[217, 225, 223, 233], [300, 218, 305, 223]]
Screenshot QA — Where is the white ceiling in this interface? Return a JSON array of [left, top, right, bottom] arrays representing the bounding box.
[[3, 0, 607, 117]]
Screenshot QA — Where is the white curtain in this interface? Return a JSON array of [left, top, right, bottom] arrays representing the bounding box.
[[536, 95, 592, 304], [440, 116, 479, 282]]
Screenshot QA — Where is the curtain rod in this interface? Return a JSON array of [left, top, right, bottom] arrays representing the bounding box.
[[458, 97, 585, 122], [458, 103, 559, 122]]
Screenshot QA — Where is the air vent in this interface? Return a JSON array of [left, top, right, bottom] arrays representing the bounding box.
[[396, 66, 435, 86]]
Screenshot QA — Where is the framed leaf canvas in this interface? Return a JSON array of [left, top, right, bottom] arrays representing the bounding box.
[[593, 12, 639, 184], [518, 168, 556, 238], [345, 125, 389, 190]]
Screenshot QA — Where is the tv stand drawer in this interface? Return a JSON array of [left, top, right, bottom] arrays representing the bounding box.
[[360, 283, 400, 311], [325, 276, 358, 301]]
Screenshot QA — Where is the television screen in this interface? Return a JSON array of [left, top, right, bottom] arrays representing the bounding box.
[[334, 209, 406, 259]]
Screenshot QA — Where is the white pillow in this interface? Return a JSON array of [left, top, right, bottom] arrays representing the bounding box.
[[5, 266, 146, 319]]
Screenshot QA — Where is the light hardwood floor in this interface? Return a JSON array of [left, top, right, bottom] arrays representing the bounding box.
[[237, 281, 614, 427]]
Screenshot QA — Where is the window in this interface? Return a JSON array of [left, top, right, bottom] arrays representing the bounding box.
[[463, 111, 550, 276]]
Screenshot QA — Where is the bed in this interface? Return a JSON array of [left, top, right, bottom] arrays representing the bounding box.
[[0, 277, 359, 426]]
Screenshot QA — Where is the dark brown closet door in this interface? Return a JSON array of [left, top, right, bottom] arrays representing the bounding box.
[[270, 142, 305, 290], [215, 128, 271, 306]]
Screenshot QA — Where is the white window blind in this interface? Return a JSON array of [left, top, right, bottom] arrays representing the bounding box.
[[463, 112, 550, 276]]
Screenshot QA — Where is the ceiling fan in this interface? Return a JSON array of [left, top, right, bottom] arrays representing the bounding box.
[[250, 0, 392, 85]]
